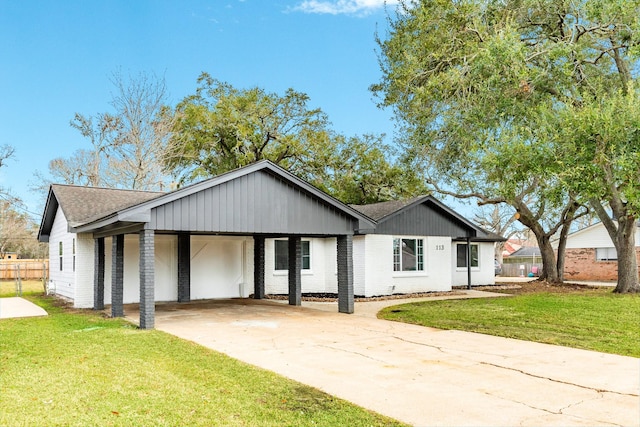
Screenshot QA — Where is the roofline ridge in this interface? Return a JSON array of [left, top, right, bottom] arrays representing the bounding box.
[[51, 182, 164, 194]]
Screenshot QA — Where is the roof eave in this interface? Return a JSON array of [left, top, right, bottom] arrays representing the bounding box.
[[72, 213, 121, 233]]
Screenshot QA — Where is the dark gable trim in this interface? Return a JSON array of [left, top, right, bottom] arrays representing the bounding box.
[[37, 186, 58, 242]]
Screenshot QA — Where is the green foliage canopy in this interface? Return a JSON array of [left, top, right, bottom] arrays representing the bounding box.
[[373, 0, 640, 288], [165, 72, 336, 185], [166, 73, 426, 204]]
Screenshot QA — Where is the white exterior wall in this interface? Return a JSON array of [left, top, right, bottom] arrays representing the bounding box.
[[360, 234, 452, 297], [264, 234, 455, 297], [52, 229, 254, 306], [190, 235, 253, 299], [244, 238, 255, 298], [48, 206, 76, 301], [104, 234, 254, 303], [49, 215, 493, 305], [452, 241, 496, 287], [154, 235, 179, 301], [264, 237, 337, 294], [324, 237, 338, 293], [353, 235, 366, 296], [558, 222, 640, 250], [73, 233, 95, 308], [104, 234, 179, 304]]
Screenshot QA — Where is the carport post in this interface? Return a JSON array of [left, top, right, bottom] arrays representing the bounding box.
[[337, 234, 354, 314], [177, 233, 191, 302], [253, 236, 265, 299], [466, 237, 472, 290], [139, 229, 155, 329], [93, 237, 105, 310], [111, 234, 125, 318], [288, 236, 302, 306]]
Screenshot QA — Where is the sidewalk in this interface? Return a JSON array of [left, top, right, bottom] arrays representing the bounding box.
[[0, 297, 48, 319], [299, 289, 509, 317]]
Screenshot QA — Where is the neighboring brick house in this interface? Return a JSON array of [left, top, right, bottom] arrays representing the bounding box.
[[555, 222, 640, 281]]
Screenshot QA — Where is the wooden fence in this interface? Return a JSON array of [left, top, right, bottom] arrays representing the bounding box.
[[500, 262, 543, 277], [0, 259, 49, 280]]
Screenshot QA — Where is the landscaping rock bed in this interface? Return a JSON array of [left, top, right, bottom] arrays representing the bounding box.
[[261, 291, 465, 302]]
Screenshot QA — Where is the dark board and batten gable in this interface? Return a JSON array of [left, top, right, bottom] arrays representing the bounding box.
[[374, 201, 474, 238], [65, 161, 374, 237], [351, 196, 487, 240], [149, 170, 357, 235]]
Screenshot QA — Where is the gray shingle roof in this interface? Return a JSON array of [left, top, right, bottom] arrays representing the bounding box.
[[349, 196, 426, 221], [51, 184, 164, 227], [508, 246, 541, 257]]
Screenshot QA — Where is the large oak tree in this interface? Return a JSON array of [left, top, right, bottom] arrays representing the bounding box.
[[165, 72, 425, 203], [373, 0, 640, 291]]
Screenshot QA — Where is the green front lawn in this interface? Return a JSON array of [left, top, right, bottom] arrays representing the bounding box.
[[0, 296, 404, 427], [379, 287, 640, 357]]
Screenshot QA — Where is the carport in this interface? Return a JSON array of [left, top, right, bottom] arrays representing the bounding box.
[[72, 161, 375, 329]]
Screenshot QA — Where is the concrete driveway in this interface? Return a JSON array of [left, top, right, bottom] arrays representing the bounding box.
[[128, 298, 639, 427]]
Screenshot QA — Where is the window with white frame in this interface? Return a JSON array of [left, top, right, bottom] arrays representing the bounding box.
[[596, 247, 617, 261], [59, 241, 63, 271], [393, 238, 424, 272], [274, 240, 311, 270], [456, 243, 479, 268], [72, 238, 76, 272]]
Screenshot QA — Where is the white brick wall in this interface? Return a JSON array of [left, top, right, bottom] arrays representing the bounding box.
[[244, 238, 255, 298], [265, 234, 458, 297], [190, 235, 251, 299], [361, 235, 452, 297], [73, 233, 95, 308], [103, 234, 179, 304], [51, 222, 493, 305], [451, 241, 496, 287], [323, 238, 338, 293], [353, 236, 366, 296], [48, 206, 76, 301], [362, 234, 394, 296], [265, 238, 336, 294]]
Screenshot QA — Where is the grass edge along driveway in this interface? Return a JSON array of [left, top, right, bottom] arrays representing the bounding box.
[[379, 287, 639, 358], [0, 295, 405, 427]]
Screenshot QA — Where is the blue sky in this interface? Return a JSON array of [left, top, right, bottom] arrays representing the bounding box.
[[0, 0, 402, 219]]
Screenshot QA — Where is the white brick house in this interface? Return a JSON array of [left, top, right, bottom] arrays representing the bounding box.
[[38, 161, 501, 328]]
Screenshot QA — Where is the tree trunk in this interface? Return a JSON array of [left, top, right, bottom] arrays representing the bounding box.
[[555, 222, 571, 282], [613, 217, 640, 293], [537, 235, 560, 283]]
